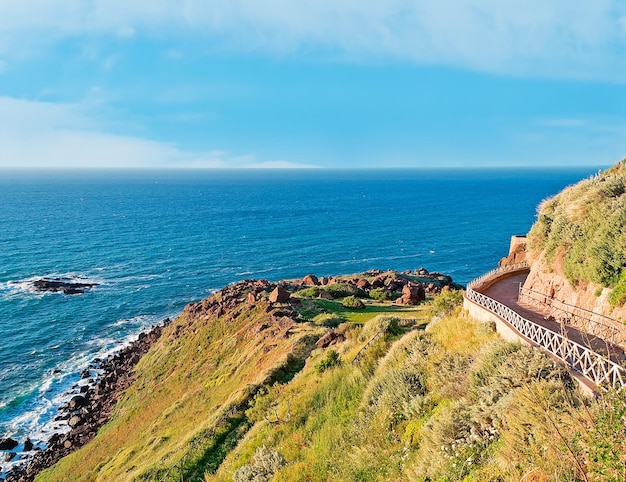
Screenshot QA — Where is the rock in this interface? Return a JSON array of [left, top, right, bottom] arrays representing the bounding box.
[[288, 297, 303, 309], [396, 283, 426, 305], [68, 415, 84, 428], [302, 274, 320, 286], [318, 290, 333, 300], [0, 438, 18, 450], [69, 395, 88, 410], [31, 278, 99, 295], [23, 439, 33, 452], [3, 452, 16, 463], [356, 279, 370, 289], [247, 292, 256, 304], [315, 332, 345, 348], [268, 287, 290, 303]]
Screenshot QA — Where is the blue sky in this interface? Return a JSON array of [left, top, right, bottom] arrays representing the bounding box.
[[1, 1, 626, 168]]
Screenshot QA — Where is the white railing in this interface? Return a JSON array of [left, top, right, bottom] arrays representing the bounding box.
[[466, 270, 626, 389], [518, 286, 626, 346], [466, 261, 529, 290]]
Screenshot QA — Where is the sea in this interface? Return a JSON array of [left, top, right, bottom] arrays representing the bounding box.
[[0, 167, 599, 466]]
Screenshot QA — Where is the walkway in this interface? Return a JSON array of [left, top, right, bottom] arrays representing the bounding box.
[[481, 272, 626, 369]]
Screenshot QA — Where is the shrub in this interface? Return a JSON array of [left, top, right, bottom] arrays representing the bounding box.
[[369, 288, 395, 301], [429, 290, 463, 318], [315, 349, 341, 373], [232, 446, 286, 482], [342, 295, 365, 310], [609, 270, 626, 306], [293, 287, 321, 298], [326, 283, 368, 299]]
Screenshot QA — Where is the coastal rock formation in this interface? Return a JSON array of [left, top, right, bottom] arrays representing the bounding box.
[[30, 278, 99, 295], [4, 320, 169, 482], [0, 439, 18, 451], [396, 283, 426, 305]]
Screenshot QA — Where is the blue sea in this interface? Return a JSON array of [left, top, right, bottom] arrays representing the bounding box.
[[0, 167, 598, 459]]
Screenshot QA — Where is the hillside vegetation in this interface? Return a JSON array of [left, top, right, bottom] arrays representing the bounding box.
[[528, 160, 626, 306], [34, 269, 626, 482]]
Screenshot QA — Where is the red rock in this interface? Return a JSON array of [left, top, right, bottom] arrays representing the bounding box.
[[356, 278, 370, 289], [302, 274, 320, 286], [315, 332, 345, 348], [269, 287, 291, 303], [247, 292, 256, 304], [396, 283, 426, 305]]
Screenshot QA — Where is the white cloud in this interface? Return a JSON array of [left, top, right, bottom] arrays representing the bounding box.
[[0, 97, 311, 169], [243, 160, 321, 169], [0, 1, 625, 78]]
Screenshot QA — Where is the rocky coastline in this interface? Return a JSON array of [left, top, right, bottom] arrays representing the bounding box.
[[2, 319, 171, 482], [1, 267, 460, 481]]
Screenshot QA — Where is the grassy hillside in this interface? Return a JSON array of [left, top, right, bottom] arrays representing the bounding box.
[[36, 277, 626, 481], [527, 160, 626, 305]]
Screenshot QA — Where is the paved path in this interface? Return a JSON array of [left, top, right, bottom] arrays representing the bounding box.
[[481, 273, 626, 365]]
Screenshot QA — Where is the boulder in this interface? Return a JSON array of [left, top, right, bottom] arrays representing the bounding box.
[[318, 290, 333, 300], [0, 438, 18, 450], [356, 279, 371, 289], [69, 395, 88, 410], [3, 452, 16, 462], [288, 297, 303, 309], [23, 438, 34, 452], [315, 332, 345, 348], [396, 283, 426, 305], [268, 287, 291, 303], [247, 292, 256, 305], [68, 415, 84, 428], [302, 274, 320, 286]]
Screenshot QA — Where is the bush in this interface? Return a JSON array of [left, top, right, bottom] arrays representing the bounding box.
[[369, 288, 398, 301], [342, 295, 365, 310], [609, 270, 626, 306], [428, 290, 463, 318], [232, 446, 286, 482], [326, 283, 368, 299], [315, 349, 341, 373], [293, 286, 321, 298]]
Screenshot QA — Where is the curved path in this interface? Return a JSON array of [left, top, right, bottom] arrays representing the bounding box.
[[482, 273, 626, 366], [465, 266, 626, 390]]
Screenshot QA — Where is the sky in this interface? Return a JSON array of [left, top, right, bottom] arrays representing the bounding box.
[[1, 1, 626, 169]]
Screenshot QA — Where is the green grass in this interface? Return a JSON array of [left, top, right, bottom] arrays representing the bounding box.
[[528, 160, 626, 304], [37, 288, 626, 482]]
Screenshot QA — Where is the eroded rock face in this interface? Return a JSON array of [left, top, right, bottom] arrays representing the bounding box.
[[523, 258, 626, 322]]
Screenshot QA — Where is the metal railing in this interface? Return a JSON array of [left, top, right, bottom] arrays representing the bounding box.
[[518, 286, 626, 346], [466, 267, 626, 389], [466, 261, 529, 290]]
